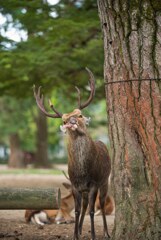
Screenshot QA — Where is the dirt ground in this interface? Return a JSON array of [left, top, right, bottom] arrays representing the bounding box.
[[0, 172, 114, 240]]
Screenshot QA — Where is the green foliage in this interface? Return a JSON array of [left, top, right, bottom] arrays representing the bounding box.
[[0, 0, 107, 158], [0, 96, 36, 150], [0, 0, 104, 99]]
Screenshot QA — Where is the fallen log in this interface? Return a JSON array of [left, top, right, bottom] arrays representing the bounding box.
[[0, 187, 60, 209]]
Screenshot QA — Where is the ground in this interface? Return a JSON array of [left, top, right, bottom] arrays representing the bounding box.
[[0, 168, 114, 240]]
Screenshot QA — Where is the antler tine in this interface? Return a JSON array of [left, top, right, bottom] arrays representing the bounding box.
[[48, 99, 62, 118], [33, 85, 62, 118], [78, 67, 95, 110]]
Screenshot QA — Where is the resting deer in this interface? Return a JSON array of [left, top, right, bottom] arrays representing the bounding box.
[[25, 180, 114, 226], [33, 68, 111, 240], [63, 171, 115, 216], [25, 182, 74, 225]]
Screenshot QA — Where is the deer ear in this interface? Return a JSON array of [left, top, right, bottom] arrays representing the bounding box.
[[84, 116, 91, 125], [62, 182, 72, 190]]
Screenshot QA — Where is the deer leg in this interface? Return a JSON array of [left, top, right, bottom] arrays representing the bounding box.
[[72, 189, 82, 240], [99, 185, 110, 239], [79, 192, 88, 235], [88, 187, 98, 240]]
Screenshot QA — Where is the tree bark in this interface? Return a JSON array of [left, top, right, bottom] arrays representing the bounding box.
[[8, 133, 25, 168], [98, 1, 161, 239], [35, 109, 50, 168]]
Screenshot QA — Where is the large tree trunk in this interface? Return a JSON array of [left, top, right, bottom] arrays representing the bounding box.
[[34, 109, 50, 168], [98, 1, 161, 239], [8, 133, 25, 168]]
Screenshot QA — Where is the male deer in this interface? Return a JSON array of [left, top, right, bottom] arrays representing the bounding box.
[[25, 181, 114, 227], [33, 68, 111, 240], [63, 171, 115, 217]]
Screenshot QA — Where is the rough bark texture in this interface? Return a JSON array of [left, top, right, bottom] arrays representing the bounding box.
[[35, 110, 50, 168], [98, 1, 161, 239], [8, 133, 25, 168]]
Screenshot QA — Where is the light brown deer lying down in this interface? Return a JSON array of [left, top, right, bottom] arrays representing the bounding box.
[[25, 182, 115, 226], [94, 194, 114, 216], [25, 182, 74, 225], [33, 68, 111, 239], [63, 171, 115, 216]]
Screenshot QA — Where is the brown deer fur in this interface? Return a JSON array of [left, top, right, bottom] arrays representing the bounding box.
[[33, 68, 111, 239], [25, 183, 74, 225], [62, 109, 111, 239], [25, 182, 114, 226], [95, 195, 114, 216]]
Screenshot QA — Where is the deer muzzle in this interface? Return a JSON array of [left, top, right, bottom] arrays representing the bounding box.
[[69, 117, 77, 125], [66, 117, 78, 131], [60, 117, 78, 133]]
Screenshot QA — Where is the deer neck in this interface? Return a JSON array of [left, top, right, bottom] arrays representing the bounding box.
[[67, 129, 94, 165]]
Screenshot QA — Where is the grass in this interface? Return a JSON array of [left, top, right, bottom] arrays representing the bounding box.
[[0, 168, 63, 175]]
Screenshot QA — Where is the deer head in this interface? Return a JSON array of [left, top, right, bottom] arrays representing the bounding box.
[[33, 68, 95, 135]]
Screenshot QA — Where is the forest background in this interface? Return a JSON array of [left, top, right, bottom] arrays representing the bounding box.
[[0, 0, 107, 168]]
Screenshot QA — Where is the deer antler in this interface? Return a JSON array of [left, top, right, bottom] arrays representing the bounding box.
[[75, 67, 95, 110], [33, 85, 62, 118]]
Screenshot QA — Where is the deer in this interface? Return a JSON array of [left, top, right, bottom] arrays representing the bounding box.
[[62, 171, 115, 217], [25, 177, 114, 227], [33, 68, 111, 240], [25, 182, 75, 226]]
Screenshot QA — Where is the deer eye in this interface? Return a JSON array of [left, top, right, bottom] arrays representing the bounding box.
[[63, 121, 67, 124], [79, 115, 83, 118]]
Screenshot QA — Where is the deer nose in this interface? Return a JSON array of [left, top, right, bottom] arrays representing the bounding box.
[[69, 117, 77, 125]]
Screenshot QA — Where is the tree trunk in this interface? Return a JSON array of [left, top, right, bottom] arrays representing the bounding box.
[[98, 1, 161, 239], [8, 133, 25, 168], [35, 109, 50, 168]]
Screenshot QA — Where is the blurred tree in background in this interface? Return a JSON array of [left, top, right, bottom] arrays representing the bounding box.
[[0, 0, 107, 167], [0, 97, 35, 167]]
